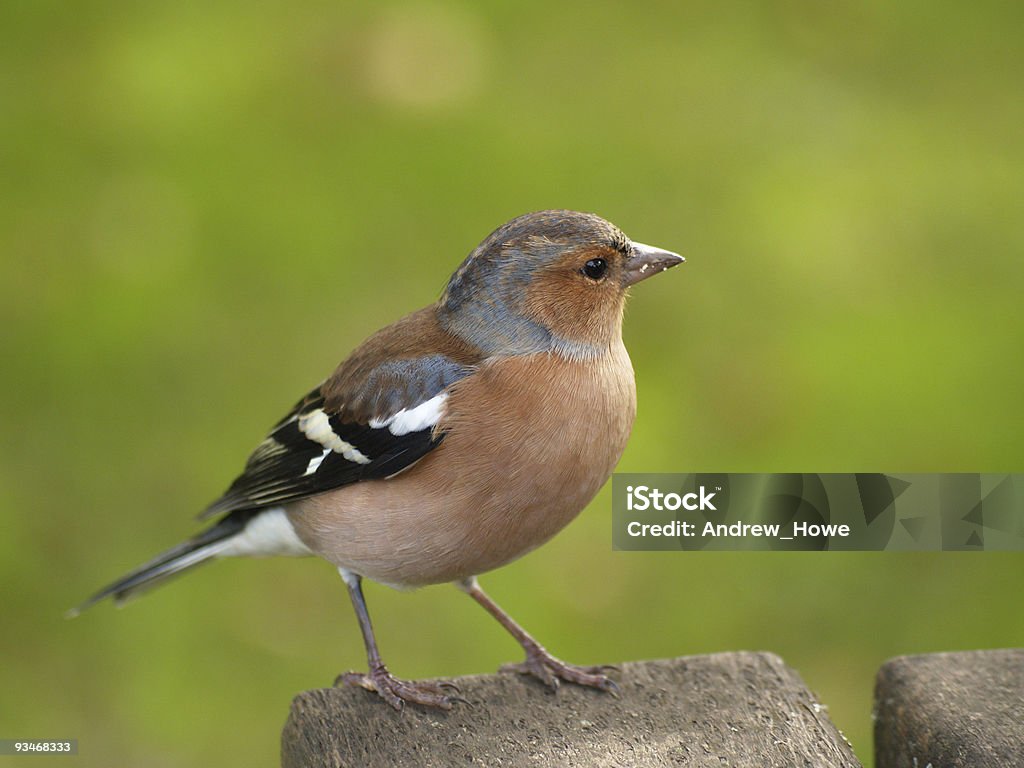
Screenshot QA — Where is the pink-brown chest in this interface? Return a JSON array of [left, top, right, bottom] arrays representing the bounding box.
[[289, 343, 636, 587]]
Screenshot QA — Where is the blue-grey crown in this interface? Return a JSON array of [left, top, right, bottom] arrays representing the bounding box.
[[439, 210, 623, 356]]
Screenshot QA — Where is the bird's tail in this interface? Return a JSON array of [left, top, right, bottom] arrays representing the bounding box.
[[67, 511, 259, 617]]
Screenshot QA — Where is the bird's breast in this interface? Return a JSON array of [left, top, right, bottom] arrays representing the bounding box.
[[289, 342, 636, 587]]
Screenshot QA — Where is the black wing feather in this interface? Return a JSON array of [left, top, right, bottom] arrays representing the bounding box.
[[200, 354, 472, 519]]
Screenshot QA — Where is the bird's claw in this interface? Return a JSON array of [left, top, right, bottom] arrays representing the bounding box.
[[334, 666, 467, 710], [500, 645, 619, 695]]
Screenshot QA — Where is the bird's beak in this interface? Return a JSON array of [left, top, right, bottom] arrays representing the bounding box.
[[622, 242, 685, 286]]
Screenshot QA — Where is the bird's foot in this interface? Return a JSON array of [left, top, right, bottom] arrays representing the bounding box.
[[501, 643, 619, 695], [334, 666, 466, 711]]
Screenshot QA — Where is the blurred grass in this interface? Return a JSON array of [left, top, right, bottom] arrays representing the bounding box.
[[2, 1, 1023, 765]]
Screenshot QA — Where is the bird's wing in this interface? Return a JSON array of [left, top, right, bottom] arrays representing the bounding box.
[[200, 349, 477, 520]]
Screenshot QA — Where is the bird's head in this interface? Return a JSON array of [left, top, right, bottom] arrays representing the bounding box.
[[440, 210, 683, 359]]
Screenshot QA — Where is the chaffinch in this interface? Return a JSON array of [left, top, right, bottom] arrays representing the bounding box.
[[75, 210, 683, 709]]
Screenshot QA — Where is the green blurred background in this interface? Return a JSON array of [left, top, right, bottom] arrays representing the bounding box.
[[3, 1, 1022, 765]]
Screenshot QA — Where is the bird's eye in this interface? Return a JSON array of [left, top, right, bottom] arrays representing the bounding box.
[[581, 258, 608, 280]]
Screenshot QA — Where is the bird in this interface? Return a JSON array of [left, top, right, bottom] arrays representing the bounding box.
[[73, 209, 684, 710]]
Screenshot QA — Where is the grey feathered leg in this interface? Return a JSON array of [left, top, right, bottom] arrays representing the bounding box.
[[457, 577, 618, 695], [335, 569, 463, 710]]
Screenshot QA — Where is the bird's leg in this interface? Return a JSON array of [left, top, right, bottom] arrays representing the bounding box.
[[457, 577, 618, 695], [335, 569, 463, 710]]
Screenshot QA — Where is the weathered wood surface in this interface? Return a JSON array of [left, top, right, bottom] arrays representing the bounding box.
[[875, 648, 1024, 768], [281, 651, 860, 767]]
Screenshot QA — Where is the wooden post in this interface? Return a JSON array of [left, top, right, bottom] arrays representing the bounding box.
[[282, 651, 861, 767], [875, 648, 1024, 768]]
